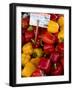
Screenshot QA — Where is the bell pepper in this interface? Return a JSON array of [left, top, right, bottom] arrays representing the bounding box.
[[50, 52, 60, 63], [50, 14, 61, 21], [32, 34, 44, 48], [31, 39, 40, 48], [60, 26, 64, 31], [57, 42, 64, 53], [32, 48, 43, 58], [22, 16, 29, 29], [38, 57, 51, 74], [57, 16, 64, 27], [50, 14, 58, 21], [43, 44, 55, 53], [22, 42, 33, 55], [41, 31, 56, 44], [24, 30, 34, 43], [21, 62, 36, 77], [58, 30, 64, 42], [47, 20, 59, 33], [51, 63, 63, 75], [35, 39, 40, 48], [32, 69, 44, 77], [21, 53, 31, 66], [31, 30, 43, 48], [31, 58, 40, 66]]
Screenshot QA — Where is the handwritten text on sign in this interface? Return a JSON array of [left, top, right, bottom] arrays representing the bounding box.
[[29, 13, 50, 28]]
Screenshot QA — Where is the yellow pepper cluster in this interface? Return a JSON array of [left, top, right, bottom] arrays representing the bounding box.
[[47, 16, 64, 42], [57, 16, 64, 42], [21, 42, 43, 77]]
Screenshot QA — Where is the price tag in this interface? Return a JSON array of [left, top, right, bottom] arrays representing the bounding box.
[[29, 13, 50, 28]]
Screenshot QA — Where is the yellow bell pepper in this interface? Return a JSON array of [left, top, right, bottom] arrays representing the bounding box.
[[57, 16, 64, 27], [58, 30, 64, 42], [60, 26, 64, 31], [31, 58, 40, 66], [22, 42, 33, 55], [21, 53, 31, 66], [21, 62, 36, 77], [33, 48, 43, 58], [47, 20, 59, 33]]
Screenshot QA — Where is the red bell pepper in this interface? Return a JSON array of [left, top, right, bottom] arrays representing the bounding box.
[[38, 57, 51, 74], [50, 14, 62, 21], [56, 42, 64, 53], [24, 30, 34, 43], [43, 44, 55, 53], [35, 39, 40, 48], [22, 16, 29, 29], [41, 31, 56, 44], [50, 14, 58, 21], [50, 52, 60, 63], [51, 63, 63, 75], [32, 69, 44, 77], [32, 34, 43, 48]]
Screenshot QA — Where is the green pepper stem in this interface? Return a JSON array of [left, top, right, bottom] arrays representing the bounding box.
[[54, 63, 57, 69]]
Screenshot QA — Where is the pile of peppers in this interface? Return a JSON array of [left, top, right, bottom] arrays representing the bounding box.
[[21, 13, 64, 77]]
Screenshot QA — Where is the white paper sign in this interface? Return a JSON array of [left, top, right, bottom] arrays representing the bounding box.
[[29, 13, 50, 28]]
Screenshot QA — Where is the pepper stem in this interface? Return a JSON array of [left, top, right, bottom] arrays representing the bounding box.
[[54, 63, 57, 69]]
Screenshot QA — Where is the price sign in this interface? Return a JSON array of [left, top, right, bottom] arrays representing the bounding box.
[[29, 13, 50, 28]]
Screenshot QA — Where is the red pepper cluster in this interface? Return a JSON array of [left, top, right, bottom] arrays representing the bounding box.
[[21, 13, 64, 77]]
